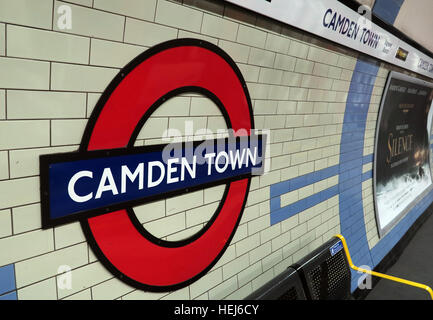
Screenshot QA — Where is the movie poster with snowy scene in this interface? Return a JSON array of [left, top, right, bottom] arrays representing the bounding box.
[[374, 73, 433, 236]]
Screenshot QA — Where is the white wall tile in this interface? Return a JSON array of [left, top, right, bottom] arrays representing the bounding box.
[[93, 0, 156, 21], [265, 33, 291, 54], [51, 63, 118, 92], [190, 268, 222, 299], [91, 277, 133, 300], [0, 209, 12, 238], [12, 203, 42, 234], [237, 25, 267, 48], [0, 229, 53, 266], [18, 278, 57, 300], [202, 14, 238, 41], [124, 17, 177, 47], [7, 25, 90, 64], [208, 276, 237, 300], [0, 177, 40, 209], [57, 262, 112, 299], [166, 190, 203, 215], [15, 243, 88, 287], [0, 23, 5, 56], [0, 0, 53, 29], [90, 39, 145, 68], [9, 145, 77, 179], [53, 1, 125, 41], [156, 0, 203, 33], [51, 119, 87, 146], [133, 199, 165, 224], [7, 90, 86, 120], [54, 222, 86, 249], [0, 151, 8, 180], [0, 57, 50, 90], [218, 40, 250, 64], [222, 253, 249, 280]]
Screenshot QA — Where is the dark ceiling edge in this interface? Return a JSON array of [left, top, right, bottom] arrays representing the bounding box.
[[338, 0, 433, 61]]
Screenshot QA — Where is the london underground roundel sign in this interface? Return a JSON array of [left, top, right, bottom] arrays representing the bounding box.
[[40, 39, 266, 291]]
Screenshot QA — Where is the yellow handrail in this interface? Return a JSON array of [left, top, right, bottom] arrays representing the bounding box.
[[334, 234, 433, 300]]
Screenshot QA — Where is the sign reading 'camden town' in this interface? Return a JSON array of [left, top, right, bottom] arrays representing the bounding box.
[[40, 39, 267, 291]]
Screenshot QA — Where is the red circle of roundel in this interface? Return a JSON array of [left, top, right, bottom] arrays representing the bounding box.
[[79, 39, 254, 291]]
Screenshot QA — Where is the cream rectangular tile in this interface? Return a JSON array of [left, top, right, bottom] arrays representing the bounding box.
[[51, 63, 118, 92], [0, 209, 12, 238], [218, 40, 250, 64], [51, 119, 87, 146], [0, 57, 50, 90], [54, 1, 125, 41], [15, 243, 88, 288], [0, 120, 50, 150], [0, 0, 53, 29], [91, 277, 133, 300], [124, 17, 177, 47], [54, 222, 86, 249], [136, 118, 168, 140], [156, 0, 203, 33], [142, 212, 185, 239], [237, 24, 266, 48], [93, 0, 156, 21], [133, 199, 165, 224], [201, 13, 238, 41], [7, 90, 86, 119], [12, 203, 42, 234], [57, 262, 112, 299], [90, 38, 145, 68], [7, 25, 90, 64], [190, 268, 222, 299], [18, 278, 57, 300], [0, 23, 5, 56], [0, 151, 8, 180], [9, 146, 77, 179], [0, 90, 4, 119], [166, 190, 203, 215], [0, 229, 54, 266]]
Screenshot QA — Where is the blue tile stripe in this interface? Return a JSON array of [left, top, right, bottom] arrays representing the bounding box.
[[373, 0, 405, 25], [338, 57, 380, 291], [0, 264, 16, 296], [362, 170, 373, 182], [269, 165, 340, 225], [270, 165, 339, 198], [363, 154, 373, 164], [0, 291, 17, 300], [271, 185, 339, 225]]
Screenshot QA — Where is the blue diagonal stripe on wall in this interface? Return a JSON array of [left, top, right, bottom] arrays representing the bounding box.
[[338, 57, 380, 290], [0, 264, 16, 298]]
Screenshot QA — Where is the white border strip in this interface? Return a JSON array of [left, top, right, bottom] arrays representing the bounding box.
[[225, 0, 433, 80]]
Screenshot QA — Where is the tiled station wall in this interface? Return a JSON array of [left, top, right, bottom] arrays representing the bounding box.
[[0, 0, 432, 300]]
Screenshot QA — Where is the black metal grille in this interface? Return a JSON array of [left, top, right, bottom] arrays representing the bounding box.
[[306, 250, 351, 299], [293, 238, 352, 300], [278, 286, 299, 300], [244, 238, 352, 300]]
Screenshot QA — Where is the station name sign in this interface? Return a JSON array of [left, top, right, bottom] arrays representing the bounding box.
[[41, 135, 266, 228], [224, 0, 433, 80]]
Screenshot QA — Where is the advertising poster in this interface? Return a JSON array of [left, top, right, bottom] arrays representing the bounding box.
[[374, 72, 433, 236]]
